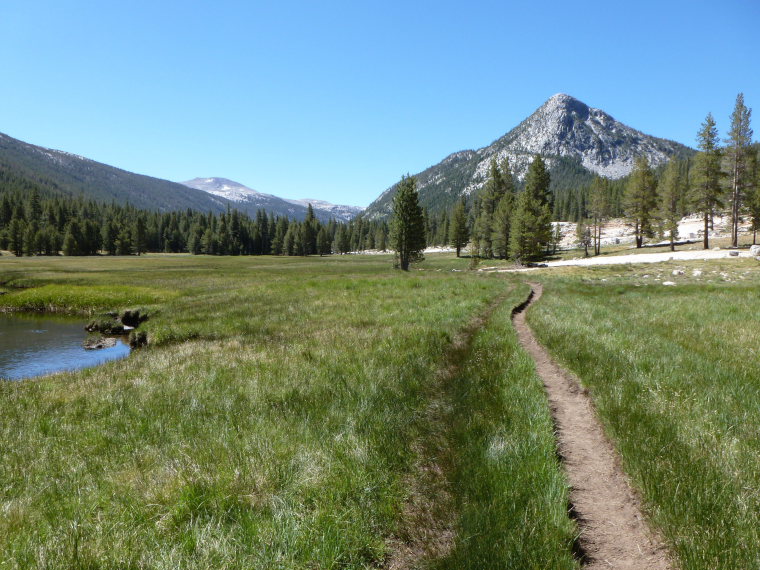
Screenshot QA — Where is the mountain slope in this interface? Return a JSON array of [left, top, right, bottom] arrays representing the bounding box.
[[0, 132, 230, 213], [181, 177, 363, 223], [365, 94, 694, 218]]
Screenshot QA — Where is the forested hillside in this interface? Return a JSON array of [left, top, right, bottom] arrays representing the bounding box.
[[0, 132, 230, 213]]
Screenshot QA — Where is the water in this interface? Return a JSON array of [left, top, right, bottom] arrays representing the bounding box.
[[0, 313, 130, 380]]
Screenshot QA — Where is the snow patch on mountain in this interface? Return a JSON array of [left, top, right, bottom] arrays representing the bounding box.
[[181, 178, 363, 222], [286, 198, 365, 220]]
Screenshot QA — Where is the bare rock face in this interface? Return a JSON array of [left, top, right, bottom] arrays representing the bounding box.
[[490, 94, 683, 180]]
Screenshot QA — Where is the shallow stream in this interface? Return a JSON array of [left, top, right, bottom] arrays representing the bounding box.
[[0, 313, 130, 380]]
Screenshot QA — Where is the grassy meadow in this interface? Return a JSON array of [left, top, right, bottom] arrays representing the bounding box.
[[0, 253, 577, 569], [530, 259, 760, 569]]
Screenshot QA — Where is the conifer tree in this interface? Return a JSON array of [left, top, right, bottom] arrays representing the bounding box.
[[449, 198, 469, 257], [659, 160, 683, 251], [8, 218, 24, 257], [102, 219, 118, 255], [316, 227, 331, 256], [588, 176, 609, 255], [725, 93, 754, 247], [390, 175, 426, 270], [576, 218, 591, 256], [134, 216, 147, 256], [509, 155, 552, 262], [690, 113, 723, 249], [624, 156, 658, 248], [748, 150, 760, 244], [303, 204, 317, 255]]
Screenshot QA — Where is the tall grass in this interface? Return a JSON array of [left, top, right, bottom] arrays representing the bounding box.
[[0, 254, 577, 568], [529, 263, 760, 569], [438, 284, 578, 569]]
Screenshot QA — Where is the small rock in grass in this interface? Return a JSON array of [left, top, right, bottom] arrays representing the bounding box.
[[672, 269, 685, 276], [662, 281, 676, 286], [692, 269, 703, 277], [729, 251, 740, 257]]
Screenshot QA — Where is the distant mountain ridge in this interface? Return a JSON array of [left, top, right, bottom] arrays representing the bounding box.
[[0, 131, 363, 223], [181, 177, 364, 223], [364, 94, 695, 218], [0, 131, 229, 213]]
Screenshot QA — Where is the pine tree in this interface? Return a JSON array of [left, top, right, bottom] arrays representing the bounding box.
[[725, 93, 754, 247], [134, 216, 147, 255], [8, 218, 24, 257], [624, 156, 658, 248], [302, 204, 317, 255], [316, 227, 331, 256], [449, 198, 469, 257], [749, 149, 760, 244], [588, 176, 609, 255], [690, 113, 723, 249], [524, 155, 552, 208], [490, 158, 516, 259], [509, 155, 552, 262], [491, 194, 513, 259], [659, 160, 683, 251], [390, 175, 426, 270], [576, 218, 591, 257]]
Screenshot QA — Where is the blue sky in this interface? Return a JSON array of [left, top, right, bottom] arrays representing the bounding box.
[[1, 0, 758, 207]]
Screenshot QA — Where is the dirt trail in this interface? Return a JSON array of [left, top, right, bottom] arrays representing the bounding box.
[[512, 283, 671, 569]]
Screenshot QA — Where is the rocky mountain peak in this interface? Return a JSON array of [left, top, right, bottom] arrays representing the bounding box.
[[487, 93, 687, 180], [364, 94, 694, 218]]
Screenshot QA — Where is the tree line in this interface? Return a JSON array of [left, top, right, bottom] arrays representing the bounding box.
[[0, 167, 456, 257], [455, 92, 757, 260], [613, 92, 756, 251]]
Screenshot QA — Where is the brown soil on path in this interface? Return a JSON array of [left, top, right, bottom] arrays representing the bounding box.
[[513, 283, 671, 569]]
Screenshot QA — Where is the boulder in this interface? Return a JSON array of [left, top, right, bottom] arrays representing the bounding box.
[[729, 251, 740, 257], [750, 245, 760, 256], [83, 335, 117, 350]]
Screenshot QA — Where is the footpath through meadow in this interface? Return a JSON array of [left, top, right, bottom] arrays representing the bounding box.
[[512, 283, 671, 569]]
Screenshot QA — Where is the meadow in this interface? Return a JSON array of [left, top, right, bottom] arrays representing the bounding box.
[[0, 254, 577, 569], [530, 259, 760, 569]]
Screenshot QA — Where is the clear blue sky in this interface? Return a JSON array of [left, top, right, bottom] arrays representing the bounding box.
[[2, 0, 758, 207]]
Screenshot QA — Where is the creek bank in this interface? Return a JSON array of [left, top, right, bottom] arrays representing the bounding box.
[[85, 309, 149, 348]]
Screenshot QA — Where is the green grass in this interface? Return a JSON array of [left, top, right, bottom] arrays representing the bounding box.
[[529, 260, 760, 569], [0, 253, 577, 568], [438, 283, 578, 569]]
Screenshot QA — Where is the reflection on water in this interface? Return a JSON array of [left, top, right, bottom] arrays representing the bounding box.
[[0, 313, 130, 380]]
